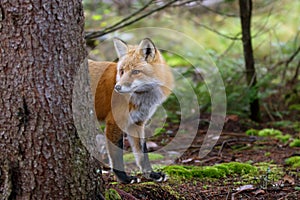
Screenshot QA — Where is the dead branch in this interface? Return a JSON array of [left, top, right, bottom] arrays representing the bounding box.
[[85, 0, 180, 40]]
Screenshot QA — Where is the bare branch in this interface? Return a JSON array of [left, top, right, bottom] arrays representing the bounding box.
[[199, 4, 238, 18], [191, 18, 242, 40], [85, 0, 179, 40], [272, 45, 300, 68], [101, 0, 154, 34]]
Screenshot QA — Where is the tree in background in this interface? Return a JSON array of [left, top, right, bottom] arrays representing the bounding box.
[[0, 1, 104, 199], [239, 0, 261, 121]]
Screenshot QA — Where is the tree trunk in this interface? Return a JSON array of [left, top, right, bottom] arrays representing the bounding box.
[[0, 1, 104, 199], [239, 0, 261, 122]]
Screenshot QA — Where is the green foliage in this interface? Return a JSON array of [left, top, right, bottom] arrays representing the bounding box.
[[92, 14, 102, 21], [289, 139, 300, 147], [285, 156, 300, 168], [105, 189, 122, 200], [162, 52, 190, 67], [289, 104, 300, 111], [123, 153, 164, 162], [154, 127, 166, 136]]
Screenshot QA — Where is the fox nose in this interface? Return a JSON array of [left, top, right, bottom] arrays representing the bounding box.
[[115, 85, 122, 91]]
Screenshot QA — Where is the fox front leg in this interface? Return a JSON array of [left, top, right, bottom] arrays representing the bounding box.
[[127, 130, 167, 182], [105, 118, 139, 184]]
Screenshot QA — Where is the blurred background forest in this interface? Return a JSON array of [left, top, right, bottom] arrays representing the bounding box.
[[83, 0, 300, 127]]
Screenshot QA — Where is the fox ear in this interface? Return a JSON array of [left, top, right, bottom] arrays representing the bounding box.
[[138, 38, 156, 62], [113, 38, 128, 58]]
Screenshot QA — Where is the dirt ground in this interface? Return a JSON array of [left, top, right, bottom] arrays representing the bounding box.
[[102, 114, 300, 200]]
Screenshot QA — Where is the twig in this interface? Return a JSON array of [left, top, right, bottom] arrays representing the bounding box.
[[262, 102, 275, 121], [291, 59, 300, 84], [92, 0, 154, 36], [191, 18, 242, 40], [200, 4, 238, 18], [85, 0, 179, 40], [272, 45, 300, 69], [281, 45, 300, 81]]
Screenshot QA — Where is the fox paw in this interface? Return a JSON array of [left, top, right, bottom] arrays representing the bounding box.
[[148, 171, 168, 182], [114, 169, 141, 184], [118, 175, 141, 184]]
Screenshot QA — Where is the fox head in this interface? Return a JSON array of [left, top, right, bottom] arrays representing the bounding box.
[[113, 38, 168, 94]]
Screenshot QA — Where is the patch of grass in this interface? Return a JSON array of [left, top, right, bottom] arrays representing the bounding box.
[[123, 153, 164, 162], [285, 156, 300, 168], [289, 139, 300, 147]]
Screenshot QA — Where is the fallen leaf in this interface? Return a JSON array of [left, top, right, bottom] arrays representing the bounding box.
[[283, 174, 295, 185], [252, 189, 265, 196], [226, 115, 239, 122]]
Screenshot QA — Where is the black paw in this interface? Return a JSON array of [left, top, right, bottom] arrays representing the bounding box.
[[147, 171, 168, 182], [113, 169, 140, 184]]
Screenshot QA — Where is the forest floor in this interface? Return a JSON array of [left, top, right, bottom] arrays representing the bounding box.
[[102, 113, 300, 200]]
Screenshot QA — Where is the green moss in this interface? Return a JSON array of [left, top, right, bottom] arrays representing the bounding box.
[[163, 165, 193, 179], [264, 152, 271, 157], [162, 185, 184, 199], [163, 162, 257, 180], [123, 153, 164, 162], [105, 189, 122, 200], [285, 156, 300, 168], [254, 162, 284, 182], [192, 166, 226, 179], [258, 128, 282, 137], [289, 139, 300, 147], [246, 128, 258, 136], [275, 134, 291, 143]]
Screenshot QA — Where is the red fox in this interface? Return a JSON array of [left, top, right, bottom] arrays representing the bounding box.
[[88, 38, 174, 183]]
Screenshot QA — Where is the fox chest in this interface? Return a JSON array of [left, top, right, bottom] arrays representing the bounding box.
[[129, 89, 163, 124]]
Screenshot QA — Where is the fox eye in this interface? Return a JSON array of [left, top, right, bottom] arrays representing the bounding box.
[[120, 69, 124, 75], [132, 70, 140, 75]]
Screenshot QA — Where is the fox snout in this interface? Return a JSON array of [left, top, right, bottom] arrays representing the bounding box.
[[114, 82, 133, 93], [115, 85, 122, 92]]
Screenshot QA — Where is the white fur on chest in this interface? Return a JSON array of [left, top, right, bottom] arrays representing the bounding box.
[[129, 87, 164, 125]]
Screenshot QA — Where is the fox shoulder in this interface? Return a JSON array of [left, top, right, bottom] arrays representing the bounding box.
[[88, 60, 117, 121]]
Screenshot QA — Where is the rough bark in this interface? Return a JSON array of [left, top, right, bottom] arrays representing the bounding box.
[[239, 0, 261, 122], [0, 1, 104, 199]]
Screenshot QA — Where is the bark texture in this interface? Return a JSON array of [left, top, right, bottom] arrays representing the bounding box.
[[0, 1, 104, 199], [239, 0, 261, 122]]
